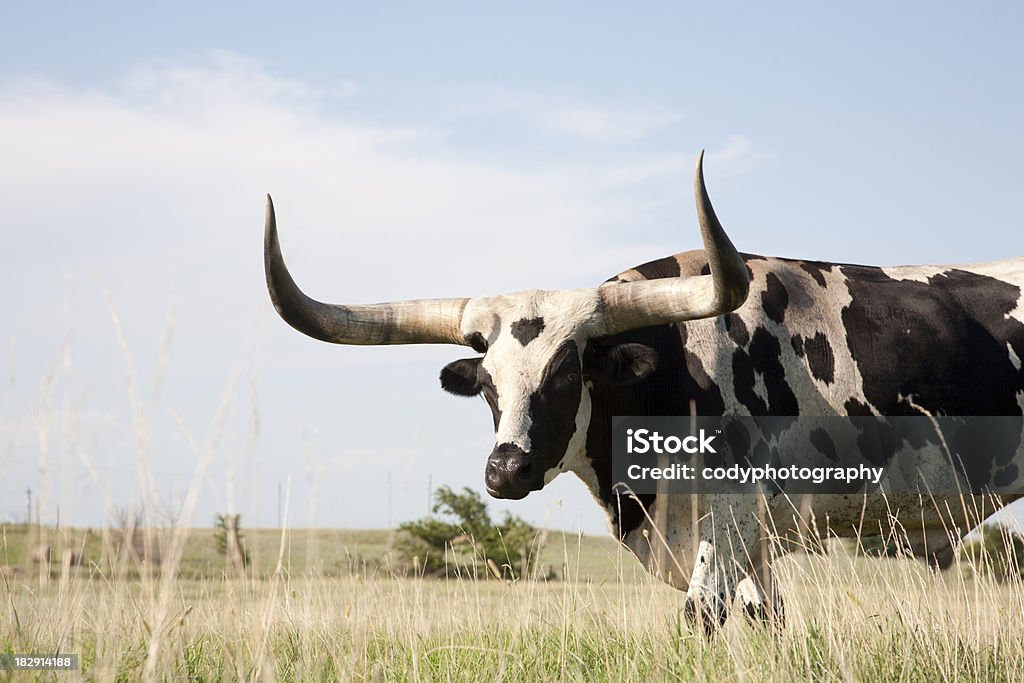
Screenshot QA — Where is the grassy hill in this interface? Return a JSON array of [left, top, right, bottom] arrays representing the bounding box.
[[0, 523, 641, 583]]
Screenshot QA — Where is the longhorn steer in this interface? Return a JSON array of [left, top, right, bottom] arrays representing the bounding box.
[[265, 152, 1024, 629]]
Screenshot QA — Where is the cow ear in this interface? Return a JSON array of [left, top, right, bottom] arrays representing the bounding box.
[[440, 357, 483, 396], [586, 343, 658, 385]]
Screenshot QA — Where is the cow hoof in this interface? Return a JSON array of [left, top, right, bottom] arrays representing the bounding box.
[[742, 599, 767, 622], [928, 546, 955, 571], [742, 597, 785, 631], [683, 596, 726, 636]]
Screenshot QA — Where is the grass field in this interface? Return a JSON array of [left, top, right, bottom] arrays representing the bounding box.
[[3, 524, 1024, 681]]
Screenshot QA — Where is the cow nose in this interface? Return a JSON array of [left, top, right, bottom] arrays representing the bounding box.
[[485, 443, 540, 499]]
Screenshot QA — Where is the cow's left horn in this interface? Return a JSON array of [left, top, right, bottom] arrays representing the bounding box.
[[598, 150, 750, 334], [265, 196, 471, 345]]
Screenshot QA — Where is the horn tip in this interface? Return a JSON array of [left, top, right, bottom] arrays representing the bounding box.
[[265, 195, 276, 231], [264, 195, 279, 268], [694, 149, 708, 196]]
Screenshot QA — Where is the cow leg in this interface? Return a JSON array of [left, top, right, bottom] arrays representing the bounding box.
[[737, 570, 785, 627], [682, 539, 732, 634], [682, 499, 762, 634]]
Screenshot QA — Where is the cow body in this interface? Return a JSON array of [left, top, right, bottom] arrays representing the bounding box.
[[567, 251, 1024, 624], [265, 153, 1024, 630]]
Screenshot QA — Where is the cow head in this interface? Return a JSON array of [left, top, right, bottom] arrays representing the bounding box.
[[265, 152, 749, 499]]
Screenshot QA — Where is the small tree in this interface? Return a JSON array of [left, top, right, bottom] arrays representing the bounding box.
[[398, 486, 543, 579], [214, 513, 250, 576]]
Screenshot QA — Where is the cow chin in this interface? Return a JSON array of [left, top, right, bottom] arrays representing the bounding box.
[[485, 484, 531, 501]]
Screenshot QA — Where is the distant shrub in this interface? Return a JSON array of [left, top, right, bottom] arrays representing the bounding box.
[[397, 486, 544, 580]]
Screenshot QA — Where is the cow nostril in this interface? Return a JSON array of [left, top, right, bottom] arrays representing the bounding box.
[[516, 462, 534, 483]]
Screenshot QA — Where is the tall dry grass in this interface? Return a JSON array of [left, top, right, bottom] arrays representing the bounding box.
[[4, 537, 1024, 680]]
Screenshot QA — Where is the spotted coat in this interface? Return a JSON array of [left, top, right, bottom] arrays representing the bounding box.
[[572, 251, 1024, 626]]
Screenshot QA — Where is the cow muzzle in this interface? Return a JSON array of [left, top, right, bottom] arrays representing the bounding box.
[[485, 443, 544, 499]]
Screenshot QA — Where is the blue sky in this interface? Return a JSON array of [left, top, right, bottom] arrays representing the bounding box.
[[1, 4, 1022, 534]]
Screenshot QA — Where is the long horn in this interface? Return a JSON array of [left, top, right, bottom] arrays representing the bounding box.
[[598, 150, 750, 334], [264, 196, 470, 345]]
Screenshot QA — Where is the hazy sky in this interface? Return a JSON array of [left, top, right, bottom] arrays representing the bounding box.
[[2, 4, 1022, 534]]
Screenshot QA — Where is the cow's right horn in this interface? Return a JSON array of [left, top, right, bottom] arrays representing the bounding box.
[[597, 150, 750, 334], [264, 196, 471, 346]]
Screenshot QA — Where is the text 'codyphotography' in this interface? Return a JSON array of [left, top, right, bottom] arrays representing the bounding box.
[[612, 415, 1024, 495]]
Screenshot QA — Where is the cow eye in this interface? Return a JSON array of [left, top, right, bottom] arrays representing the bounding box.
[[566, 372, 581, 384]]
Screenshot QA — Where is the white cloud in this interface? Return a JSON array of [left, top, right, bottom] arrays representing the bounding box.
[[706, 134, 772, 176], [446, 85, 683, 142], [0, 56, 720, 316], [533, 102, 681, 142]]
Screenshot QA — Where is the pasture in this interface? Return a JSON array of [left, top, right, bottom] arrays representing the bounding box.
[[2, 525, 1024, 681]]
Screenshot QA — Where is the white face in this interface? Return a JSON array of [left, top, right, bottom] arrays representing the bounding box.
[[439, 288, 657, 499]]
